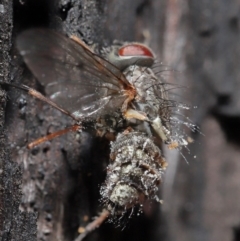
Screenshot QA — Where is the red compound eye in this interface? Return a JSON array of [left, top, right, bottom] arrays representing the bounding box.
[[118, 44, 154, 58]]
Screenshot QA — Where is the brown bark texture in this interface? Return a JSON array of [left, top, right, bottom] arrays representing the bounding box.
[[0, 0, 240, 241]]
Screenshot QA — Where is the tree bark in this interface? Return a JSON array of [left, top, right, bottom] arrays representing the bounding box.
[[0, 1, 38, 241], [162, 1, 240, 241]]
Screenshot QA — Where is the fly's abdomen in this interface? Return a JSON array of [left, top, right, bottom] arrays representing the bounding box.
[[100, 131, 167, 216]]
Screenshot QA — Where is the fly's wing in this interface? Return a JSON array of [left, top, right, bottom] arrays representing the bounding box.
[[17, 29, 130, 120]]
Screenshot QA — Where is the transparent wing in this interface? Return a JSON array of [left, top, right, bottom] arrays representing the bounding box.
[[17, 29, 130, 119]]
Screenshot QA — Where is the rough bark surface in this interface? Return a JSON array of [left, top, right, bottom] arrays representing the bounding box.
[[162, 1, 240, 241], [1, 0, 240, 241], [0, 1, 37, 241]]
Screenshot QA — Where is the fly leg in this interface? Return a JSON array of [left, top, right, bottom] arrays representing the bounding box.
[[74, 209, 109, 241], [1, 83, 80, 122], [1, 82, 83, 148], [27, 124, 81, 149], [124, 108, 149, 121]]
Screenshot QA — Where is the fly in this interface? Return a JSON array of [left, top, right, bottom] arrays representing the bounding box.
[[1, 28, 194, 240]]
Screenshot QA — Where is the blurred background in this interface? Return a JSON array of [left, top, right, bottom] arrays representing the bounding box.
[[1, 0, 240, 241]]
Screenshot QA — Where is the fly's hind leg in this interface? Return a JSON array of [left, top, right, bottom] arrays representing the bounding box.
[[74, 209, 109, 241], [27, 124, 82, 149]]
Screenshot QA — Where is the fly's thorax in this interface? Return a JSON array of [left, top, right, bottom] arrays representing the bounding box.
[[123, 65, 173, 143], [123, 65, 161, 115], [100, 131, 166, 216]]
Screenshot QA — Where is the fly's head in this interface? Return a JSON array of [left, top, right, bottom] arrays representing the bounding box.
[[102, 41, 155, 70]]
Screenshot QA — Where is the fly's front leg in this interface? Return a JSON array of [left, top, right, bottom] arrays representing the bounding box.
[[124, 108, 149, 121], [121, 94, 149, 122]]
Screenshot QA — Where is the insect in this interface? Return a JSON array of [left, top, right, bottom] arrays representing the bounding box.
[[2, 28, 192, 239]]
